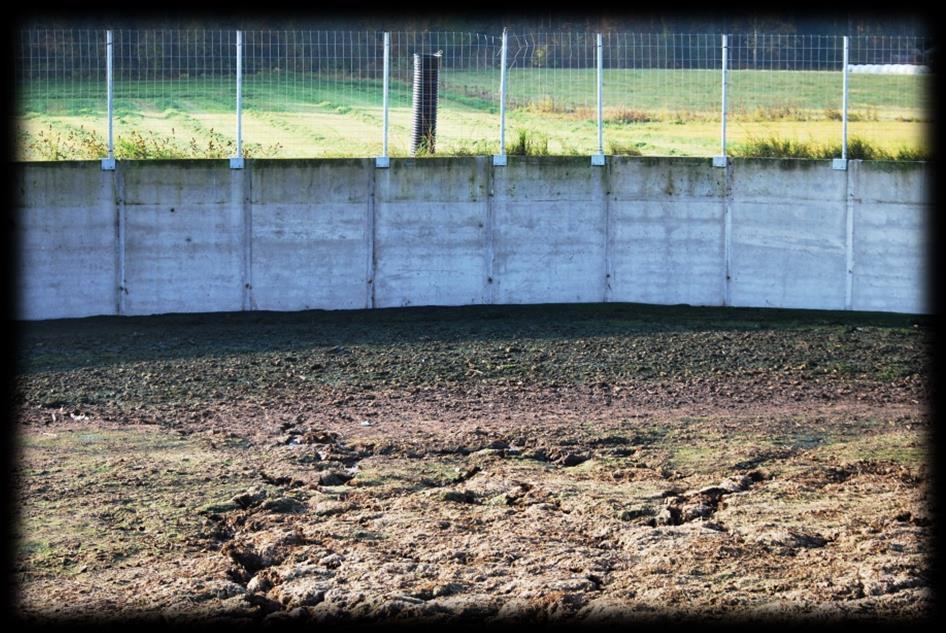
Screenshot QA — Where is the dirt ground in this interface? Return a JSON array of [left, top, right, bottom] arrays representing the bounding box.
[[11, 303, 933, 624]]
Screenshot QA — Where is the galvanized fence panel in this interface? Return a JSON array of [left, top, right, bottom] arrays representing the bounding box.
[[846, 35, 932, 154], [109, 30, 237, 159], [603, 33, 722, 156], [504, 32, 599, 155], [13, 29, 934, 161], [726, 34, 846, 153], [16, 29, 108, 160], [240, 31, 384, 158]]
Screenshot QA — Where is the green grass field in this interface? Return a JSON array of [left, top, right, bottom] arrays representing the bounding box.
[[15, 69, 931, 160]]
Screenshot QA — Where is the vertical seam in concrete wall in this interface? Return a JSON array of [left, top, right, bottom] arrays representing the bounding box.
[[723, 161, 733, 307], [367, 160, 377, 309], [484, 157, 496, 305], [603, 159, 613, 303], [114, 163, 127, 316], [844, 160, 856, 310], [238, 167, 247, 310], [241, 163, 255, 311]]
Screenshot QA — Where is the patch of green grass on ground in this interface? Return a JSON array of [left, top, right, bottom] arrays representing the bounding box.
[[16, 426, 261, 577], [808, 430, 928, 468]]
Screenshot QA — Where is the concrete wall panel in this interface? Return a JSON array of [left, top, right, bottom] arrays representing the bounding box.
[[730, 159, 847, 201], [373, 201, 488, 308], [730, 201, 847, 310], [610, 156, 726, 201], [852, 202, 928, 314], [15, 162, 117, 320], [610, 200, 725, 306], [251, 161, 369, 311], [492, 201, 606, 304], [121, 162, 244, 316], [374, 158, 488, 307]]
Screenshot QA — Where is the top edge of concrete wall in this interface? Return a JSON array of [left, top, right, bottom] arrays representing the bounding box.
[[11, 157, 930, 170]]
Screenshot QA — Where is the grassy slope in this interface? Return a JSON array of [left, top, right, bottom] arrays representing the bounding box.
[[15, 70, 930, 159]]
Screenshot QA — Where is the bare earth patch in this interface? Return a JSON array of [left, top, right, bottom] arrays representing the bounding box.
[[12, 303, 931, 623]]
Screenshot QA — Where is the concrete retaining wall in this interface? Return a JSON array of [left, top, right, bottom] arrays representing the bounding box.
[[374, 158, 490, 308], [13, 157, 930, 320], [609, 158, 727, 306], [250, 160, 370, 312], [492, 157, 608, 305], [14, 163, 118, 319], [729, 161, 849, 310], [121, 162, 246, 316], [849, 161, 929, 314]]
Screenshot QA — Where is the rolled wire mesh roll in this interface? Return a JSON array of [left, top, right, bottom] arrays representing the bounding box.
[[410, 52, 442, 155]]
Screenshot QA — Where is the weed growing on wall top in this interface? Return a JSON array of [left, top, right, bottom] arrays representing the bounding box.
[[731, 135, 927, 161], [18, 124, 283, 161], [507, 129, 549, 156], [21, 124, 107, 160], [607, 140, 643, 156]]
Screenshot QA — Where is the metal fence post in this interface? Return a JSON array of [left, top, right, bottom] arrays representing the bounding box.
[[230, 30, 244, 169], [713, 34, 728, 168], [592, 32, 605, 166], [833, 35, 849, 170], [376, 32, 390, 168], [493, 28, 508, 166], [101, 29, 115, 171]]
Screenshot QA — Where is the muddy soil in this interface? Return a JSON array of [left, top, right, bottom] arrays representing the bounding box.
[[11, 304, 933, 623]]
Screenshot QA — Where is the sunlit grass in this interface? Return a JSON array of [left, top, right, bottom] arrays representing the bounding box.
[[15, 70, 930, 159]]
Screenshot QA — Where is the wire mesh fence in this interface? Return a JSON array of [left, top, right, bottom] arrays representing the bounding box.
[[16, 29, 108, 159], [848, 34, 932, 119], [505, 32, 599, 155], [240, 31, 383, 158], [725, 34, 845, 152], [602, 33, 722, 155], [14, 28, 934, 161], [112, 30, 238, 158], [388, 32, 502, 156]]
